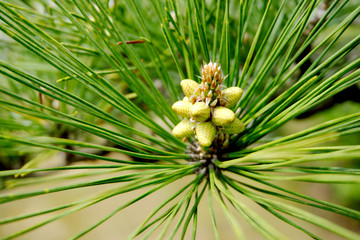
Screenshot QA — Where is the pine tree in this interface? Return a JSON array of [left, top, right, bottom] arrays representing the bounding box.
[[0, 0, 359, 239]]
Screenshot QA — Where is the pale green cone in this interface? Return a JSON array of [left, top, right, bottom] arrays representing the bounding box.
[[212, 106, 236, 126], [191, 102, 210, 122], [172, 100, 192, 118], [172, 119, 195, 138], [181, 79, 200, 98], [196, 122, 216, 147], [220, 118, 245, 134], [222, 87, 243, 108]]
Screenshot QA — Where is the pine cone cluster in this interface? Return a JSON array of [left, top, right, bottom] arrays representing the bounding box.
[[172, 61, 245, 147]]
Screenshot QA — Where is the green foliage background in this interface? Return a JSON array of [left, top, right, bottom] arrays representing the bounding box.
[[0, 0, 359, 239]]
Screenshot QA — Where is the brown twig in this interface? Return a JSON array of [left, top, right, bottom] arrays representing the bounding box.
[[116, 40, 145, 45], [38, 91, 44, 112]]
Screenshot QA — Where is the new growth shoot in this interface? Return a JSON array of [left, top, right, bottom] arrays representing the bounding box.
[[172, 61, 245, 174]]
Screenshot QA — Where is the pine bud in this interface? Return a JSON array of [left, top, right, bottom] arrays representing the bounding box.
[[204, 82, 209, 91], [220, 118, 245, 134], [181, 79, 199, 98], [215, 84, 221, 92], [196, 122, 216, 147], [172, 119, 196, 138], [172, 101, 192, 118], [205, 97, 211, 105], [212, 106, 236, 126], [206, 75, 212, 84], [214, 71, 220, 81], [191, 102, 210, 122], [222, 87, 243, 108], [210, 99, 218, 107]]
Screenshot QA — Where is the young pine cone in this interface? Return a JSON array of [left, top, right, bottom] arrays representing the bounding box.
[[172, 61, 246, 148]]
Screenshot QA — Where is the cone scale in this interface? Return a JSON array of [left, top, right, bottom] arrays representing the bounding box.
[[212, 107, 236, 126], [191, 102, 210, 122], [172, 119, 195, 138], [172, 101, 192, 119], [196, 122, 216, 147]]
